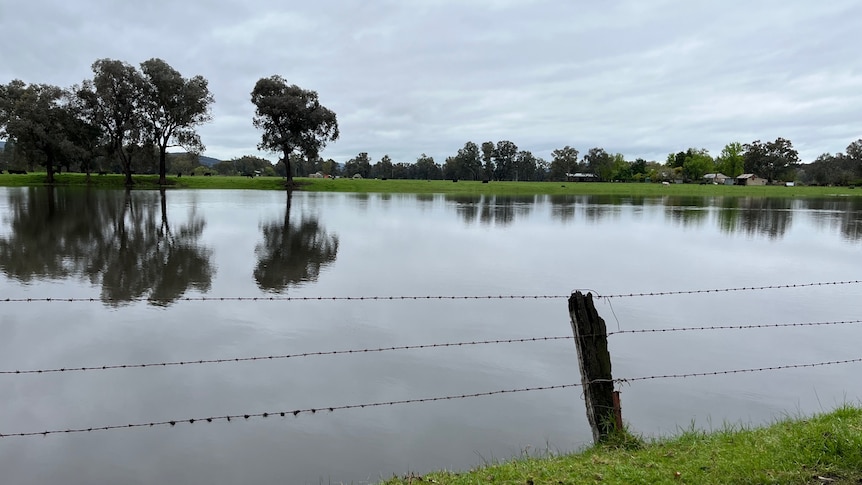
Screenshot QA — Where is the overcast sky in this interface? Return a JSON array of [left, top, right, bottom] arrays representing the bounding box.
[[1, 0, 860, 164]]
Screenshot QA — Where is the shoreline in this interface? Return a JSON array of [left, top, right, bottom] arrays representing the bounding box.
[[380, 405, 862, 484], [0, 172, 860, 198]]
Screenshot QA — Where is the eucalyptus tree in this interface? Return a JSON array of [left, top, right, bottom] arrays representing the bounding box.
[[63, 91, 103, 179], [140, 58, 214, 185], [78, 59, 145, 186], [583, 147, 613, 181], [372, 154, 393, 179], [0, 80, 81, 183], [549, 145, 580, 181], [344, 152, 371, 178], [451, 141, 482, 180], [493, 140, 518, 181], [744, 138, 799, 182], [845, 139, 862, 178], [481, 141, 495, 180], [514, 150, 538, 182], [251, 76, 339, 186], [412, 153, 441, 180]]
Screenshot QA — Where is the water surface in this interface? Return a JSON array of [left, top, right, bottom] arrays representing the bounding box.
[[0, 188, 860, 484]]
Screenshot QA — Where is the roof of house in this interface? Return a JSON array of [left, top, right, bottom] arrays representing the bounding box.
[[566, 172, 597, 177], [704, 173, 729, 179], [737, 173, 759, 179]]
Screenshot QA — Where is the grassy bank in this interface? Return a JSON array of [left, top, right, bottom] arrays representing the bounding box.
[[0, 172, 287, 190], [1, 172, 860, 197], [381, 406, 862, 484]]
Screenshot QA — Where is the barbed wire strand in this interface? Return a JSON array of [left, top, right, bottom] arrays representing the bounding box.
[[3, 356, 861, 438], [0, 279, 859, 303], [0, 336, 574, 375], [5, 318, 861, 376], [606, 318, 862, 336], [0, 383, 581, 438], [0, 295, 567, 303], [612, 357, 862, 384], [597, 280, 862, 299]]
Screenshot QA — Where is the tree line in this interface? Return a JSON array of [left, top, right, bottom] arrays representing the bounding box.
[[0, 58, 213, 185], [0, 61, 337, 186], [294, 137, 861, 186], [3, 59, 860, 186]]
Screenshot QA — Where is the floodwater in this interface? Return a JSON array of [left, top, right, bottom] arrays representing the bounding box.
[[0, 187, 860, 484]]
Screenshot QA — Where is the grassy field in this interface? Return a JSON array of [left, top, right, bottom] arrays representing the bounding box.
[[1, 172, 860, 197], [380, 405, 862, 484]]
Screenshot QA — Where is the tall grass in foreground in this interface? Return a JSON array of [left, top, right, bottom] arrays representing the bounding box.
[[381, 406, 862, 484]]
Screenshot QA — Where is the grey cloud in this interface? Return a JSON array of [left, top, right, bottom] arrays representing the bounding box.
[[1, 0, 859, 164]]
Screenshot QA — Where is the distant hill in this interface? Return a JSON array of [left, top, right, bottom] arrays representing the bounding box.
[[167, 152, 221, 167], [0, 145, 220, 166], [198, 155, 221, 167]]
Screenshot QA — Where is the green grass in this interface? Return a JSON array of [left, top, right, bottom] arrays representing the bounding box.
[[381, 406, 862, 484], [1, 172, 861, 198], [0, 172, 288, 190]]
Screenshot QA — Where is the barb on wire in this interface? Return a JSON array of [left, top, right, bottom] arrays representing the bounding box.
[[596, 280, 862, 299], [0, 336, 574, 375], [607, 319, 862, 336], [0, 383, 581, 438], [615, 357, 862, 384]]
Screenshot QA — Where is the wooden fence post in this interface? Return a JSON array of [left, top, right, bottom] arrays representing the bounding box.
[[568, 291, 617, 444]]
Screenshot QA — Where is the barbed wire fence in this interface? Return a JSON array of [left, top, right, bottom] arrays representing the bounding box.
[[1, 278, 859, 303], [0, 279, 860, 440]]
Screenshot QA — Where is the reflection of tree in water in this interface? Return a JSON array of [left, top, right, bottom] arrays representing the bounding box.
[[445, 195, 481, 224], [254, 192, 339, 292], [716, 198, 793, 239], [96, 189, 213, 306], [0, 187, 213, 306], [664, 197, 710, 228], [802, 198, 862, 242], [547, 195, 632, 223], [445, 195, 535, 226]]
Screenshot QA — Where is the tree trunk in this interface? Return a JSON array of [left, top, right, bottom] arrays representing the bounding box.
[[284, 150, 294, 189], [45, 151, 55, 184], [158, 142, 167, 186], [120, 150, 134, 187]]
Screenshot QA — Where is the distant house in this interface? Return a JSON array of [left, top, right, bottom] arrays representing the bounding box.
[[566, 172, 598, 182], [352, 173, 363, 179], [703, 173, 732, 185], [736, 174, 767, 186], [309, 172, 325, 178]]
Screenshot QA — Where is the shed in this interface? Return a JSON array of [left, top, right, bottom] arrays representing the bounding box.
[[566, 172, 598, 182], [703, 173, 731, 185], [736, 174, 767, 186]]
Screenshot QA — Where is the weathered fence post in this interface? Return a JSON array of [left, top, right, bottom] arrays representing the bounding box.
[[569, 291, 618, 444]]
